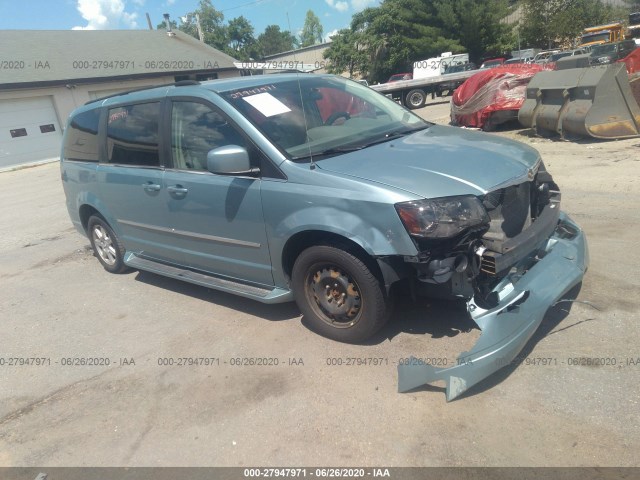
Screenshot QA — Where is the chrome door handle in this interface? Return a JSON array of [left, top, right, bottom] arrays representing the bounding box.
[[142, 182, 161, 192], [167, 185, 188, 195]]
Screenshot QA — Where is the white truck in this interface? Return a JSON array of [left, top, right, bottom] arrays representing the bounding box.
[[372, 52, 476, 109], [413, 52, 469, 79]]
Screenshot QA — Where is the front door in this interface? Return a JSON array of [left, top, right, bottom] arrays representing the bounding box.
[[162, 99, 274, 286]]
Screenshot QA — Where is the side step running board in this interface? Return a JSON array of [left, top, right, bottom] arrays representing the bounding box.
[[124, 253, 293, 304]]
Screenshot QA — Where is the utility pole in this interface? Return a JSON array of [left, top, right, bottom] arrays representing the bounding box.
[[196, 13, 205, 43]]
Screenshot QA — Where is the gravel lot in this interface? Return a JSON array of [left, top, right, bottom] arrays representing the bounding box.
[[0, 98, 638, 467]]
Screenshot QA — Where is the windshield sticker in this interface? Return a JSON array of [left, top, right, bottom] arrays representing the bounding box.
[[108, 109, 128, 124], [242, 92, 291, 117], [228, 84, 277, 99]]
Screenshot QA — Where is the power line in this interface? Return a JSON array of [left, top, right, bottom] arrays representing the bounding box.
[[220, 0, 270, 13]]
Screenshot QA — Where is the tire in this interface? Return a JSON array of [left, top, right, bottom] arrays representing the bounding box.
[[405, 89, 426, 109], [87, 215, 129, 274], [291, 246, 390, 343]]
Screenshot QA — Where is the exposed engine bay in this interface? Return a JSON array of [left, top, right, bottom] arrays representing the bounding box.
[[402, 160, 561, 309]]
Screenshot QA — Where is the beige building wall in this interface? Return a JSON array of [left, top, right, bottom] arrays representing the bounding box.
[[264, 43, 332, 74]]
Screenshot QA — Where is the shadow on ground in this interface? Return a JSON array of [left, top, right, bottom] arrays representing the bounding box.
[[132, 268, 476, 343], [453, 282, 585, 400], [133, 270, 300, 322], [132, 268, 588, 401]]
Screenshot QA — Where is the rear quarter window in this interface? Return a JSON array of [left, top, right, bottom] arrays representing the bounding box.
[[64, 109, 101, 162]]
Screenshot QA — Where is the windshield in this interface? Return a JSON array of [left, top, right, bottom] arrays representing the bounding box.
[[445, 65, 465, 73], [221, 75, 429, 161], [549, 52, 572, 62], [591, 44, 617, 55], [388, 73, 411, 82], [581, 32, 610, 44]]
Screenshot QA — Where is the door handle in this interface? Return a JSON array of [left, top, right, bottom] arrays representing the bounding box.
[[142, 182, 161, 192], [167, 185, 189, 195]]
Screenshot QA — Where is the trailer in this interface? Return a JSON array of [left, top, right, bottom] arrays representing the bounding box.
[[370, 68, 478, 109], [510, 48, 540, 61]]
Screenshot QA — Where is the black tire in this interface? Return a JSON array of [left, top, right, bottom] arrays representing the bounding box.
[[291, 246, 390, 343], [87, 215, 129, 274], [405, 89, 426, 109]]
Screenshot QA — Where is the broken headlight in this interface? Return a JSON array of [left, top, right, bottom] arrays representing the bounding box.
[[395, 196, 489, 239]]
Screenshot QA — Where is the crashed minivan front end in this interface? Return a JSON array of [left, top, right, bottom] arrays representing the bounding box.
[[386, 143, 588, 400], [312, 121, 588, 400], [396, 180, 588, 400]]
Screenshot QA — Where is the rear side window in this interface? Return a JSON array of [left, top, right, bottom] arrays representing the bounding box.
[[64, 109, 101, 162], [106, 102, 160, 166]]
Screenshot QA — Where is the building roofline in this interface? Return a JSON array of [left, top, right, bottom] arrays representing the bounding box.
[[263, 41, 332, 59], [0, 67, 237, 91], [0, 29, 238, 86]]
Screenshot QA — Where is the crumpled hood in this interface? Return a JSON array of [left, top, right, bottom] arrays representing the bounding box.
[[315, 125, 541, 198]]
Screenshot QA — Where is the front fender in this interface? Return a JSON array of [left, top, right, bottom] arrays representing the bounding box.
[[265, 204, 418, 287]]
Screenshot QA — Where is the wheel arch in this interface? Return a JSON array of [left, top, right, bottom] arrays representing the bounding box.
[[79, 204, 102, 233], [75, 194, 119, 236], [281, 230, 385, 287]]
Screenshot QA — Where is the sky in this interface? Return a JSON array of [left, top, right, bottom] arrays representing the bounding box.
[[0, 0, 381, 41]]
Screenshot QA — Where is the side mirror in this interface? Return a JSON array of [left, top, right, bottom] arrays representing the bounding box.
[[206, 145, 259, 176]]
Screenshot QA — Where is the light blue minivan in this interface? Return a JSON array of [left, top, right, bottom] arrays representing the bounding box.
[[61, 74, 588, 399]]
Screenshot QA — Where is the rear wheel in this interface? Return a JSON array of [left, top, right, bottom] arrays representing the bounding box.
[[405, 89, 426, 109], [87, 215, 129, 274], [292, 246, 389, 343]]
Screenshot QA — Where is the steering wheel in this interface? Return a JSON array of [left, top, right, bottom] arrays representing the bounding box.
[[324, 111, 351, 126]]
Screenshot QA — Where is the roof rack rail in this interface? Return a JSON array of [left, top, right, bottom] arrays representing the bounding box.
[[84, 80, 201, 105]]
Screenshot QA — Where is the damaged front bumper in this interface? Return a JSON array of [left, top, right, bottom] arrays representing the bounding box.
[[398, 212, 589, 401]]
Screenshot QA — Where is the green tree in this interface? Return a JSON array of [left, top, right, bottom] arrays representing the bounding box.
[[323, 28, 367, 77], [257, 25, 298, 56], [520, 0, 622, 49], [179, 0, 228, 51], [157, 18, 178, 30], [624, 0, 640, 13], [300, 10, 324, 47], [324, 0, 461, 83], [228, 15, 255, 59], [434, 0, 514, 62]]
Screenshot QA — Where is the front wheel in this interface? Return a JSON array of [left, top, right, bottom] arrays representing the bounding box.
[[87, 215, 129, 274], [291, 246, 390, 343]]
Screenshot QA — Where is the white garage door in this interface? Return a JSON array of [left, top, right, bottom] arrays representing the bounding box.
[[0, 96, 62, 168]]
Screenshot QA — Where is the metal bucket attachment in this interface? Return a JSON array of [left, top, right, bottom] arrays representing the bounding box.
[[519, 64, 640, 139]]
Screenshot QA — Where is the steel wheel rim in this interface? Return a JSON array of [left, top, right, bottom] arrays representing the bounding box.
[[305, 264, 362, 328], [408, 93, 423, 107], [92, 225, 117, 266]]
